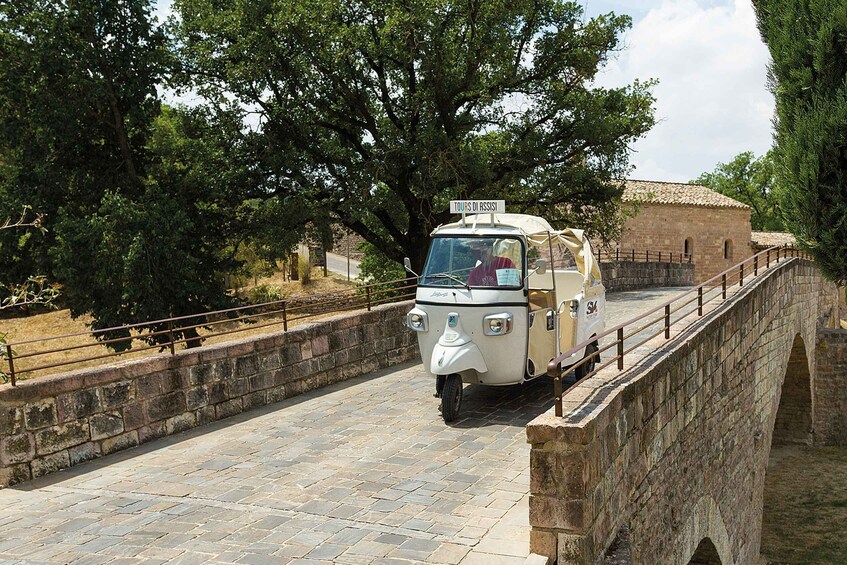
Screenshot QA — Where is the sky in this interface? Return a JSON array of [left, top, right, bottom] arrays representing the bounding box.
[[152, 0, 774, 183]]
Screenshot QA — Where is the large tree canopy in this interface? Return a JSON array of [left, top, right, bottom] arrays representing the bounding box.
[[174, 0, 656, 270], [754, 0, 847, 285], [694, 151, 785, 232]]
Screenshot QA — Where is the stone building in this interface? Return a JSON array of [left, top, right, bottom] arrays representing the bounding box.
[[619, 180, 752, 283]]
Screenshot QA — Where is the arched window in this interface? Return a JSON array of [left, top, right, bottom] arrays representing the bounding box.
[[724, 240, 732, 260], [684, 238, 693, 258]]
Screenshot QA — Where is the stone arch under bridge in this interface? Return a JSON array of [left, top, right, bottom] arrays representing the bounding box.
[[527, 258, 842, 564]]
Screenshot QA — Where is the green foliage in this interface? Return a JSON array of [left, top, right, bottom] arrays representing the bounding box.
[[753, 0, 847, 286], [174, 0, 656, 271], [357, 242, 407, 285], [694, 151, 785, 231], [247, 284, 282, 305]]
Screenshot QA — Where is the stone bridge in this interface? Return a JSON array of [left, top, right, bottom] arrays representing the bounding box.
[[527, 257, 845, 564]]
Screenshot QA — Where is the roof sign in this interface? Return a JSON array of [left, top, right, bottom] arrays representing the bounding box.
[[449, 200, 505, 214]]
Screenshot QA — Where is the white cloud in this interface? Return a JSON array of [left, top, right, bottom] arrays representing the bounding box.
[[595, 0, 774, 182]]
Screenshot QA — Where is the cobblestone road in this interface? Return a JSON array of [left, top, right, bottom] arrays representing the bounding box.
[[0, 288, 689, 564]]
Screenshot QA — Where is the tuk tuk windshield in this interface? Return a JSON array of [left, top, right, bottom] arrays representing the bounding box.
[[421, 236, 524, 288]]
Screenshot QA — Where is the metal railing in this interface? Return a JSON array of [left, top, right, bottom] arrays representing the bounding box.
[[597, 248, 693, 264], [548, 245, 811, 417], [3, 277, 417, 385]]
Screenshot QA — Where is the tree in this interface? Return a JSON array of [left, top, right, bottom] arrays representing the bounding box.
[[174, 0, 656, 271], [694, 151, 785, 231], [753, 0, 847, 285], [0, 206, 58, 311]]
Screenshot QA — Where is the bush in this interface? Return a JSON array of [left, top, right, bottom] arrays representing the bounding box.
[[298, 256, 312, 285], [247, 284, 282, 305]]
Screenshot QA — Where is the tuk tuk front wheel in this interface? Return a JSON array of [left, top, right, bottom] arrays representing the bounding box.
[[441, 374, 463, 423], [575, 341, 599, 380]]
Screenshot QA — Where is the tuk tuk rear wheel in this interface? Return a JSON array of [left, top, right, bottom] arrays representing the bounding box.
[[441, 374, 463, 423], [575, 341, 599, 380]]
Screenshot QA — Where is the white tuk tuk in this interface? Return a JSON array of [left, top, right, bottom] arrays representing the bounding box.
[[405, 203, 606, 422]]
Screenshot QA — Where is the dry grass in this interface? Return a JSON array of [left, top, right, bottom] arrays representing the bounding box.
[[761, 445, 847, 564], [0, 269, 358, 381]]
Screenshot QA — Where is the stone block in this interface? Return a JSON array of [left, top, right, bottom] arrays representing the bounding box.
[[301, 340, 313, 360], [258, 352, 280, 372], [267, 386, 286, 404], [189, 363, 214, 386], [529, 495, 586, 530], [195, 406, 216, 426], [0, 462, 31, 487], [243, 391, 266, 410], [56, 389, 101, 422], [530, 530, 557, 564], [281, 343, 301, 365], [530, 449, 586, 498], [213, 359, 232, 380], [24, 400, 57, 430], [100, 430, 139, 455], [138, 422, 166, 443], [186, 386, 208, 410], [146, 392, 187, 422], [234, 355, 259, 378], [248, 373, 273, 392], [161, 370, 185, 393], [69, 442, 101, 466], [101, 381, 134, 409], [31, 450, 70, 478], [0, 405, 23, 436], [215, 399, 243, 419], [122, 402, 145, 430], [228, 378, 249, 398], [135, 373, 162, 398], [89, 413, 124, 441], [208, 382, 227, 404], [165, 413, 196, 435], [1, 433, 34, 465], [312, 335, 330, 356], [34, 421, 90, 456]]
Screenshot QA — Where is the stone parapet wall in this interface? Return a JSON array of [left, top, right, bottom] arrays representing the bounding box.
[[0, 302, 417, 487], [814, 329, 847, 445], [527, 259, 838, 564], [600, 260, 694, 292]]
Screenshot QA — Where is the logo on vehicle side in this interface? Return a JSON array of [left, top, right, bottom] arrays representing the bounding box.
[[430, 291, 450, 298], [447, 313, 459, 327], [586, 300, 599, 319]]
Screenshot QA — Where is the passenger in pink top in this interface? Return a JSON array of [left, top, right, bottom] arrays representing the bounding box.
[[467, 242, 516, 286]]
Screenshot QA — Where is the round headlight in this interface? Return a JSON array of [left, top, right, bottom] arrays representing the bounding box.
[[488, 318, 504, 333], [410, 313, 424, 329]]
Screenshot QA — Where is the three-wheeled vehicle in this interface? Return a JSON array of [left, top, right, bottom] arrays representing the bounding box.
[[405, 203, 606, 422]]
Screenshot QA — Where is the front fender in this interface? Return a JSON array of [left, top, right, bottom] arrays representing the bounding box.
[[430, 341, 488, 375]]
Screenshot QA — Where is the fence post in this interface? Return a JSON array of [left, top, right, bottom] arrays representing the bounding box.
[[766, 249, 770, 268], [722, 273, 727, 299], [282, 301, 288, 331], [659, 251, 662, 262], [366, 286, 372, 311], [632, 249, 635, 261], [554, 372, 563, 417], [616, 248, 620, 262], [754, 255, 758, 276], [698, 287, 703, 316], [670, 252, 674, 263], [617, 328, 624, 370], [6, 344, 15, 387], [665, 304, 671, 339], [739, 264, 744, 286], [688, 253, 692, 264], [167, 321, 176, 355]]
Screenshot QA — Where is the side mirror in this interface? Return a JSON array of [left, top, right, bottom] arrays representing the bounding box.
[[534, 259, 547, 275], [403, 257, 419, 277]]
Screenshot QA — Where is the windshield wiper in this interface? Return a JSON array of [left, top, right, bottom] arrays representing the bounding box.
[[427, 273, 470, 290]]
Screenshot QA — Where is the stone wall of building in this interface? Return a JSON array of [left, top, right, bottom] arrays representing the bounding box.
[[600, 260, 694, 293], [526, 259, 839, 564], [0, 302, 418, 487], [618, 204, 752, 283], [814, 329, 847, 446]]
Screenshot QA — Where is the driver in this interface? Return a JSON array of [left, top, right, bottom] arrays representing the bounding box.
[[467, 240, 516, 286]]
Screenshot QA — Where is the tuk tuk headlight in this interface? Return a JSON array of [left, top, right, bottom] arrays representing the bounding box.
[[484, 313, 513, 336], [406, 310, 428, 332]]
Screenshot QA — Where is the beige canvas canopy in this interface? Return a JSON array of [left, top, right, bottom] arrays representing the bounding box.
[[436, 213, 601, 283]]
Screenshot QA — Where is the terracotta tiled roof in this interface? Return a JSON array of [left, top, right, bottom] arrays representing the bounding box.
[[623, 179, 750, 210], [751, 231, 796, 248]]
